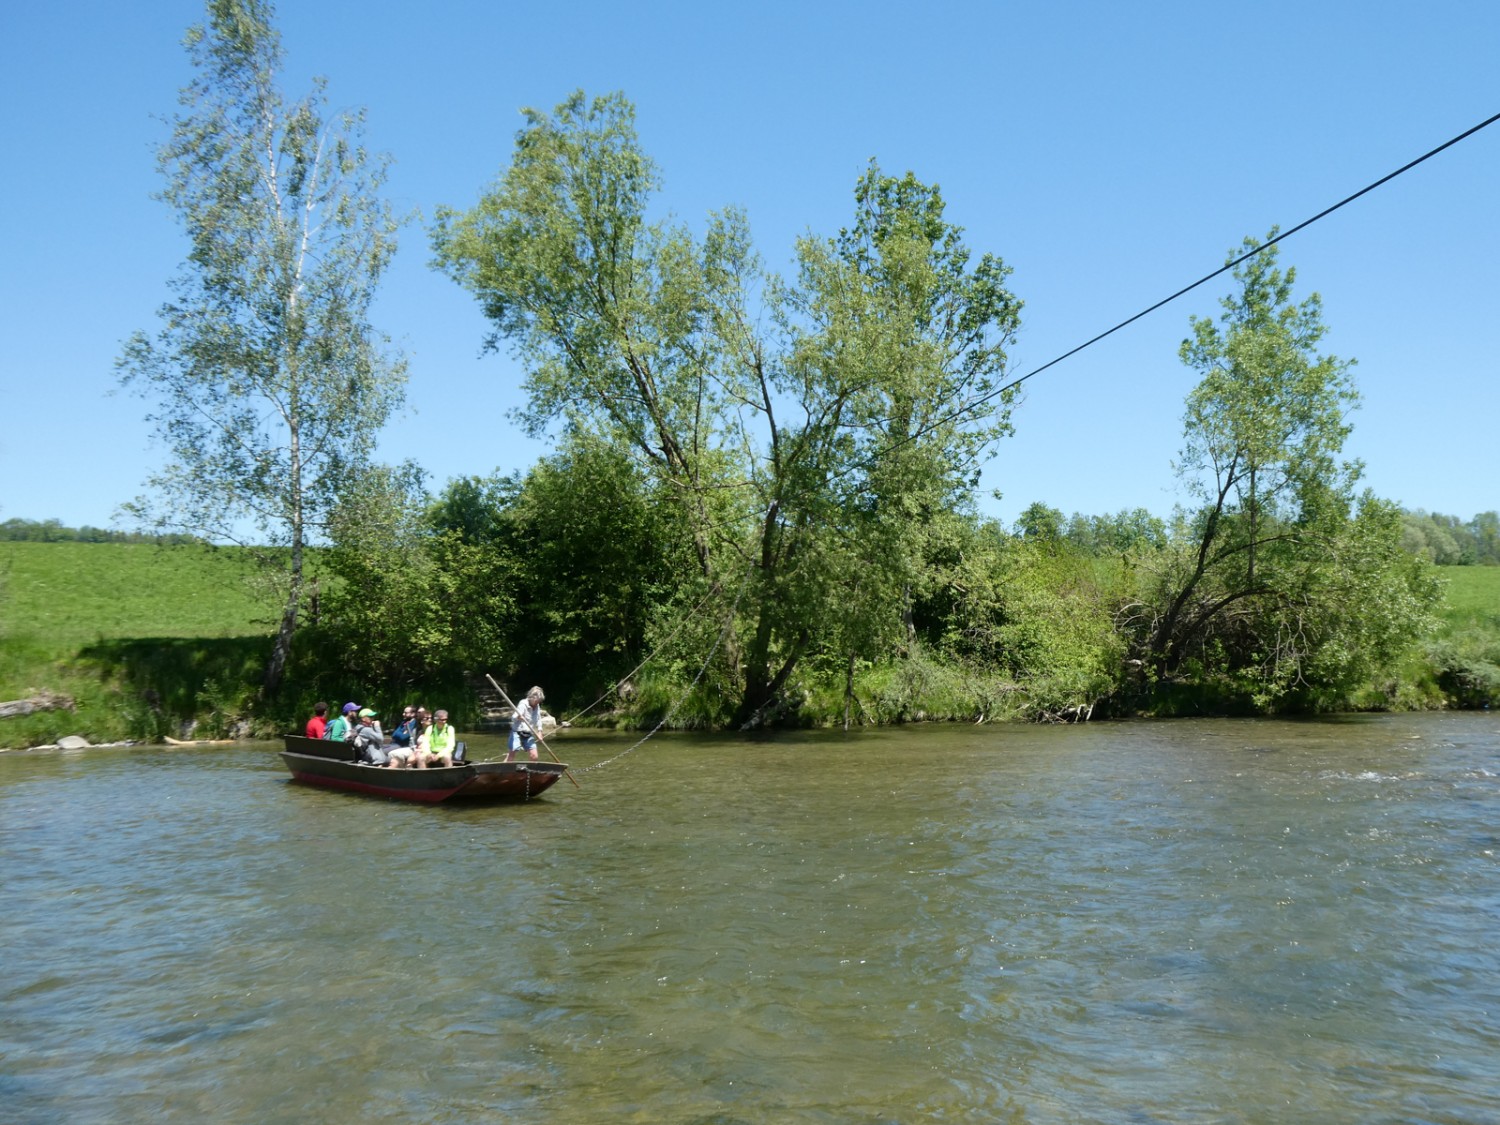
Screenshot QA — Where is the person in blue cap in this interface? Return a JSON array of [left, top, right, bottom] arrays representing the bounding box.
[[323, 701, 359, 743]]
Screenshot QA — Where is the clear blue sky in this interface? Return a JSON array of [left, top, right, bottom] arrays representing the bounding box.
[[3, 1, 1496, 533]]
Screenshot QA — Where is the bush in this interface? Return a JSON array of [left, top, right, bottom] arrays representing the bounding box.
[[1427, 633, 1500, 709]]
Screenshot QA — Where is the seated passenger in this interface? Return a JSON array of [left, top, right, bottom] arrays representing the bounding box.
[[389, 705, 417, 749], [323, 701, 359, 743], [386, 708, 429, 769], [417, 709, 457, 769], [351, 708, 387, 765], [305, 701, 329, 739]]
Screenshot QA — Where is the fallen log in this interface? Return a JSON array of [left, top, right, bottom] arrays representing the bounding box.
[[0, 692, 76, 720]]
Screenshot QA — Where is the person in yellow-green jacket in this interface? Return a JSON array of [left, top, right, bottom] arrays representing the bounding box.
[[416, 708, 457, 769]]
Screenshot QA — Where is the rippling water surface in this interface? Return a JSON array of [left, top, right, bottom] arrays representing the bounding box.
[[3, 713, 1498, 1123]]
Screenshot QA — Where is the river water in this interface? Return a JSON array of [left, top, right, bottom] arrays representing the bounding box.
[[2, 713, 1497, 1123]]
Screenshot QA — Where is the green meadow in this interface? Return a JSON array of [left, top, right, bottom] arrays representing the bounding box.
[[1424, 564, 1500, 708], [0, 542, 305, 746], [1, 541, 272, 644], [1436, 563, 1500, 625], [2, 543, 1497, 748]]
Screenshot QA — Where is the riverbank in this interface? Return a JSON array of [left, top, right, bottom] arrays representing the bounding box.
[[2, 541, 1496, 748], [1, 734, 256, 754]]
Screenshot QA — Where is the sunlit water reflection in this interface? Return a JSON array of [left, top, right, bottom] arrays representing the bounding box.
[[3, 713, 1497, 1122]]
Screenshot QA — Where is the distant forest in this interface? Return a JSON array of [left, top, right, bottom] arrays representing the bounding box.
[[4, 511, 1495, 563], [1397, 510, 1500, 566], [1009, 506, 1500, 567], [0, 518, 201, 546]]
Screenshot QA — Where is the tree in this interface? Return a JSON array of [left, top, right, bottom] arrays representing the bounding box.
[[321, 463, 458, 692], [117, 0, 406, 695], [1015, 502, 1064, 542], [1138, 235, 1435, 706], [918, 517, 1123, 718], [1400, 510, 1464, 564], [432, 92, 1022, 724], [480, 436, 695, 703], [1473, 511, 1500, 564]]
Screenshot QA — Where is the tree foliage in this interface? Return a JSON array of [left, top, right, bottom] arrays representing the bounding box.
[[1400, 509, 1500, 565], [433, 91, 1022, 724], [117, 0, 406, 694], [473, 436, 695, 704], [320, 462, 463, 693], [1133, 236, 1437, 707], [916, 518, 1123, 717], [1060, 509, 1167, 555]]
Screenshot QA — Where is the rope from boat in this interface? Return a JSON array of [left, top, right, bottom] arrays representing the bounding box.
[[559, 579, 724, 727], [573, 560, 753, 775]]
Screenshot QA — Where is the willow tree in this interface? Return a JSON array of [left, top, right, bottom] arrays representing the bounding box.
[[1141, 236, 1435, 705], [743, 165, 1022, 723], [434, 91, 1021, 724], [118, 0, 406, 695]]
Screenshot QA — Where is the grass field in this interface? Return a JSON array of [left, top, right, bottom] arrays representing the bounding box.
[[0, 542, 322, 746], [1, 541, 274, 645], [1435, 564, 1500, 625], [1422, 565, 1500, 709]]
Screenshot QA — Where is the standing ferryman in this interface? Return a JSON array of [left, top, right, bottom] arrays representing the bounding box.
[[506, 686, 549, 762]]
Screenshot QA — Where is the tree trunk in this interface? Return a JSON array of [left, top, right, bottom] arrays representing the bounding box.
[[263, 531, 304, 698], [0, 691, 74, 719], [843, 651, 856, 732], [735, 607, 808, 729], [265, 402, 305, 699], [264, 582, 299, 698]]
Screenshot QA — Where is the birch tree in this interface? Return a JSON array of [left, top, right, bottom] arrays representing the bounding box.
[[118, 0, 406, 694]]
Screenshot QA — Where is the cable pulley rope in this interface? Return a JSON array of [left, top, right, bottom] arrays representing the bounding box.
[[837, 109, 1500, 482], [574, 560, 755, 774], [535, 110, 1500, 771], [560, 579, 724, 726]]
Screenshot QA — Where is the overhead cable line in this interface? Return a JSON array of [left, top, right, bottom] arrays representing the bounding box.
[[847, 108, 1500, 480]]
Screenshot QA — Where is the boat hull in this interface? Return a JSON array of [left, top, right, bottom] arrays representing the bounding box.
[[279, 736, 565, 802]]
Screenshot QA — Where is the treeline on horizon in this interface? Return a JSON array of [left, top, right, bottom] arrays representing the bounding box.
[[1397, 510, 1500, 566], [0, 518, 202, 545], [9, 508, 1500, 563], [1017, 506, 1500, 567]]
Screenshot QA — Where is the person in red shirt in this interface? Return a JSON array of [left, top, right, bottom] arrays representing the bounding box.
[[305, 701, 329, 739]]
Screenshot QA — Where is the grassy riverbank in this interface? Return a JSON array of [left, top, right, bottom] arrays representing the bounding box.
[[1425, 564, 1500, 707], [0, 542, 286, 746], [2, 542, 1496, 748]]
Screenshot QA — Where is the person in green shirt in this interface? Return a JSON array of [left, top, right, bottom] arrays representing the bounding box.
[[322, 701, 359, 743]]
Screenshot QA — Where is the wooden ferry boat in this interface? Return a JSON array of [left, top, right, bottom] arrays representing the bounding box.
[[279, 734, 566, 803]]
